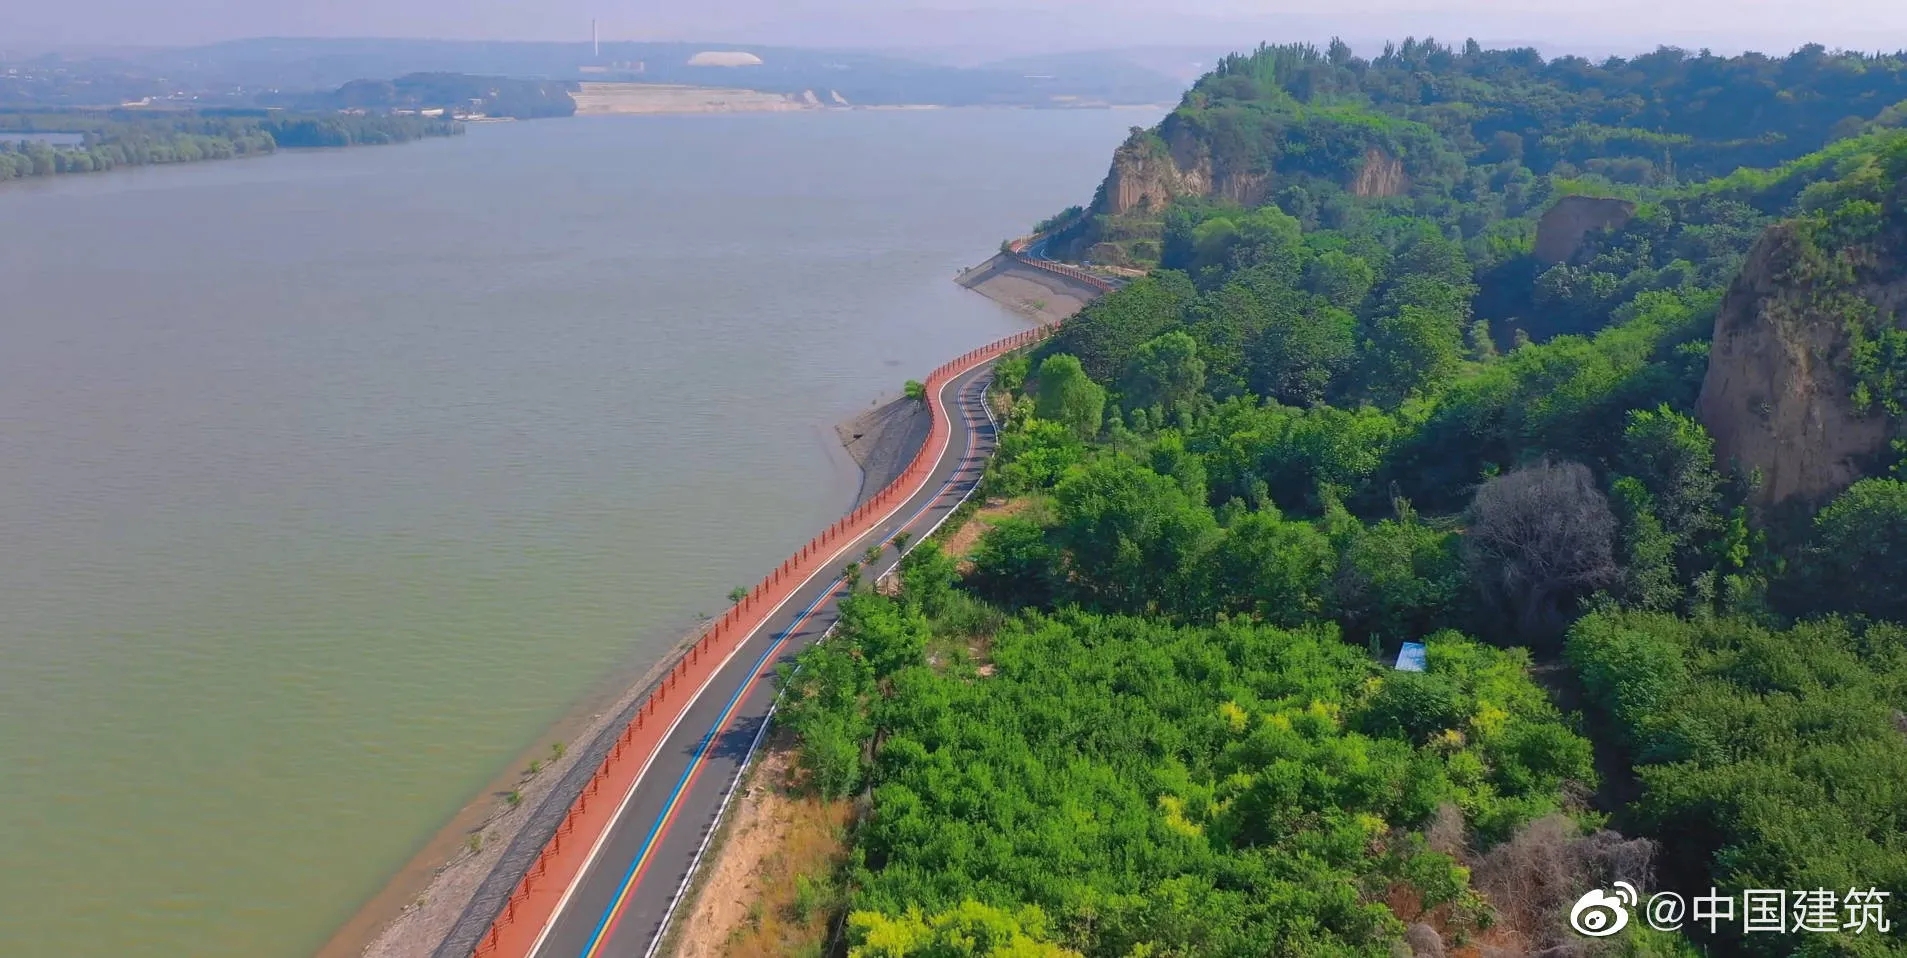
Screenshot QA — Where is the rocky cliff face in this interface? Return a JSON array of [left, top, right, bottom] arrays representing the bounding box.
[[1533, 196, 1637, 264], [1697, 224, 1906, 509], [1096, 129, 1203, 215], [1093, 127, 1395, 215], [1351, 148, 1408, 198]]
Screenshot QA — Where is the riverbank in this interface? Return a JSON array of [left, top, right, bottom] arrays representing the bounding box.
[[0, 110, 460, 184], [955, 251, 1103, 324], [573, 83, 821, 115], [837, 396, 932, 507]]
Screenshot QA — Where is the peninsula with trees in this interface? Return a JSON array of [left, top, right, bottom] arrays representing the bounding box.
[[0, 108, 461, 181], [686, 38, 1907, 958]]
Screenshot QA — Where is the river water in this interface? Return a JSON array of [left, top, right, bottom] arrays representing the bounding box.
[[0, 108, 1152, 958]]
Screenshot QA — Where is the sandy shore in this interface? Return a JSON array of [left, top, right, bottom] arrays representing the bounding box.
[[572, 83, 822, 115], [955, 252, 1103, 324]]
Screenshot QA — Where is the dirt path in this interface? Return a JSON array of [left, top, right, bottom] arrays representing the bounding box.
[[666, 732, 850, 958]]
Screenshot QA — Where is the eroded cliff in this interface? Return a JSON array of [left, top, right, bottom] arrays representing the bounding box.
[[1699, 214, 1907, 510], [1091, 127, 1399, 217], [1533, 196, 1637, 264]]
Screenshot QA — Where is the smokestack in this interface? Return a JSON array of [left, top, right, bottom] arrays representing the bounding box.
[[592, 19, 599, 59]]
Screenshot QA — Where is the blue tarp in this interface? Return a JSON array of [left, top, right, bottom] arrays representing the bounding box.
[[1395, 641, 1428, 672]]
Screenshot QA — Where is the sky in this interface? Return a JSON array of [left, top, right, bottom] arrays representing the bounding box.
[[6, 0, 1907, 58]]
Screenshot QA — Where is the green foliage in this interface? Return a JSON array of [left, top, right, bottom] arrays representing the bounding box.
[[1304, 249, 1378, 310], [1052, 457, 1218, 615], [967, 518, 1061, 609], [1794, 479, 1907, 622], [1042, 274, 1194, 382], [1567, 612, 1907, 957], [899, 544, 961, 620], [308, 72, 576, 119], [1364, 304, 1467, 405], [849, 902, 1079, 957], [811, 43, 1907, 958], [1357, 669, 1466, 745], [787, 597, 1590, 955], [1325, 501, 1468, 645], [993, 354, 1031, 394], [1206, 506, 1334, 626], [1609, 477, 1683, 612], [990, 418, 1084, 497], [1118, 331, 1205, 418], [1033, 355, 1107, 441], [1618, 406, 1722, 548]]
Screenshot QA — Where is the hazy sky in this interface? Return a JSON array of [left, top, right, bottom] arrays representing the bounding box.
[[8, 0, 1907, 57]]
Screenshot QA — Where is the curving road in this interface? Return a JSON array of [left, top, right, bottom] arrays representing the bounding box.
[[520, 359, 1003, 958]]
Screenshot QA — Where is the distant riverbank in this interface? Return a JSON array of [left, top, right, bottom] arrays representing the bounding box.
[[572, 81, 1173, 115], [0, 110, 459, 183]]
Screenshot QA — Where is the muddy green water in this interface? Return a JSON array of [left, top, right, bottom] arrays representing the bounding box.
[[0, 108, 1154, 957]]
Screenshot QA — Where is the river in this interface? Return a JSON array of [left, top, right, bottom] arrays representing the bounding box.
[[0, 107, 1154, 958]]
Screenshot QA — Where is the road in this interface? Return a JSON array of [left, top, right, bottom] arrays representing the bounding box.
[[523, 359, 1002, 958]]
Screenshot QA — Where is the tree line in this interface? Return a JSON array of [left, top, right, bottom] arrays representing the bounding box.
[[0, 109, 461, 182]]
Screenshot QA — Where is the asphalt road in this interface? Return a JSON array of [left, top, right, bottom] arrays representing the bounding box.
[[526, 359, 1001, 958]]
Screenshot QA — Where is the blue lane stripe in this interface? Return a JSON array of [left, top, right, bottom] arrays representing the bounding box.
[[574, 583, 836, 954], [571, 369, 994, 956]]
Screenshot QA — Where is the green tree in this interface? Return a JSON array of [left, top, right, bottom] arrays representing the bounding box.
[[1799, 478, 1907, 621], [1617, 405, 1722, 555], [1207, 508, 1334, 624], [1043, 273, 1194, 381], [1033, 354, 1107, 441], [991, 417, 1084, 495], [898, 543, 960, 619], [1363, 304, 1465, 405], [1303, 249, 1377, 310], [968, 518, 1061, 607], [1053, 457, 1219, 614], [1609, 477, 1682, 611], [1119, 331, 1205, 418]]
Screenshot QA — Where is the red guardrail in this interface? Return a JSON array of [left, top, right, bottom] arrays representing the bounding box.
[[466, 322, 1057, 958], [1016, 254, 1116, 292]]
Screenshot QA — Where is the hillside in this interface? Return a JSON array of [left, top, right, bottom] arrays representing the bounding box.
[[1698, 139, 1907, 510], [1060, 40, 1907, 270], [739, 37, 1907, 958]]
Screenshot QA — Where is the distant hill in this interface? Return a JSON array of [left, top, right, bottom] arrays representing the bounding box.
[[110, 38, 1185, 108], [270, 73, 577, 119]]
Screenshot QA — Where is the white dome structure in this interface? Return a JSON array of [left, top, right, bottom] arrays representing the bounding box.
[[687, 51, 764, 67]]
